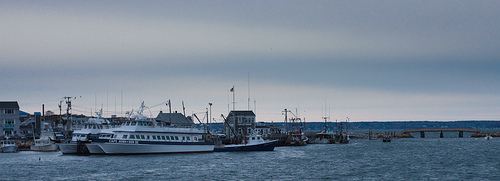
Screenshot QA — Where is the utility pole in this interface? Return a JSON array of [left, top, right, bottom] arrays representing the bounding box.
[[63, 96, 76, 130], [209, 103, 212, 133]]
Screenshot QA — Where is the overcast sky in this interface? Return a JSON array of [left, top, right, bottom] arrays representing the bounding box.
[[1, 1, 499, 122]]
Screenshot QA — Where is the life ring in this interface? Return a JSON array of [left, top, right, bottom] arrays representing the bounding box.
[[194, 137, 197, 140]]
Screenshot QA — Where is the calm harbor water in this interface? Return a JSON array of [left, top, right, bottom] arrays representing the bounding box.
[[1, 138, 499, 180]]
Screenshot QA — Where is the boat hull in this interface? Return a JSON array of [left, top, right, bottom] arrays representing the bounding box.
[[1, 146, 18, 153], [86, 143, 105, 155], [214, 141, 277, 152], [58, 143, 78, 154], [308, 139, 332, 144], [31, 144, 59, 152], [96, 142, 214, 155]]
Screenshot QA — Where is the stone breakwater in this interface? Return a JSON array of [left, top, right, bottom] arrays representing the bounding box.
[[471, 132, 500, 137]]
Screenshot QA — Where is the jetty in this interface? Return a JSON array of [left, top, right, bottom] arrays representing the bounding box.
[[403, 128, 480, 138]]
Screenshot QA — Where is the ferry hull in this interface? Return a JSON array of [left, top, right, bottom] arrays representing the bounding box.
[[214, 141, 277, 152], [1, 146, 18, 153], [58, 143, 78, 154], [86, 143, 105, 155], [97, 142, 214, 155]]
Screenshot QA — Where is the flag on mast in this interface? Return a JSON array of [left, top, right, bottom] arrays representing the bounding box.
[[230, 86, 234, 92]]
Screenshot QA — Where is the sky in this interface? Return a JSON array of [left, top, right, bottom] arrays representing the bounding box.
[[1, 1, 500, 122]]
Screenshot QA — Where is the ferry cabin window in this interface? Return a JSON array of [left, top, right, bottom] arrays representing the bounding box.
[[140, 135, 145, 139], [123, 135, 128, 139], [147, 135, 150, 139], [187, 137, 190, 140], [175, 136, 179, 140], [182, 137, 185, 141], [152, 135, 157, 140], [131, 121, 137, 126], [161, 136, 166, 140], [166, 136, 170, 140], [170, 136, 175, 140], [130, 135, 136, 139]]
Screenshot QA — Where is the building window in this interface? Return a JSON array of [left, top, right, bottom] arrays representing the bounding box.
[[122, 135, 128, 139], [4, 109, 14, 114], [247, 128, 252, 134], [5, 119, 15, 127]]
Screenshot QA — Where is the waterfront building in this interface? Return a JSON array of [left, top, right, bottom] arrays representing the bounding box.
[[255, 122, 282, 139], [0, 101, 21, 138], [224, 110, 256, 138]]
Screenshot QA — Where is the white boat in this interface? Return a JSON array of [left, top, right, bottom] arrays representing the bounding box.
[[58, 108, 113, 155], [31, 132, 59, 152], [485, 135, 493, 140], [1, 139, 18, 153], [214, 134, 277, 152], [91, 102, 214, 155], [31, 138, 59, 151], [58, 123, 112, 155], [308, 131, 334, 144]]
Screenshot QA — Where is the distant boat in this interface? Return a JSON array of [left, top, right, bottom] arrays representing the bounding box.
[[31, 132, 59, 152], [382, 135, 391, 142], [308, 131, 334, 144], [308, 117, 335, 144], [1, 138, 18, 153], [31, 138, 59, 151], [214, 134, 277, 152], [287, 130, 308, 146], [485, 135, 493, 140], [333, 132, 350, 144]]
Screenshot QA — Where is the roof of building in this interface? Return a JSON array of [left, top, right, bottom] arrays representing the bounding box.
[[0, 101, 20, 109], [155, 112, 194, 126], [228, 110, 255, 116]]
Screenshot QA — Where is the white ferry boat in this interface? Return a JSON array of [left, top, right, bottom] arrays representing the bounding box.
[[92, 121, 213, 154], [91, 102, 214, 155], [58, 123, 112, 155]]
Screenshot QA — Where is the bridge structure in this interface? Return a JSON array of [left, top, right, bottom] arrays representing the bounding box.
[[403, 128, 480, 138]]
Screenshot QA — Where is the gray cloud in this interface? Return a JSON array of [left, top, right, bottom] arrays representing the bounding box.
[[1, 1, 499, 121]]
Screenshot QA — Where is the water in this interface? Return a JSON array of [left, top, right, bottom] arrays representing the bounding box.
[[1, 138, 499, 180]]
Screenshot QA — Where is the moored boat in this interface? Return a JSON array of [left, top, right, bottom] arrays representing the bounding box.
[[308, 131, 334, 144], [214, 134, 277, 152], [31, 138, 59, 151], [31, 132, 59, 152], [485, 135, 493, 140], [91, 102, 214, 155], [1, 139, 18, 153]]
